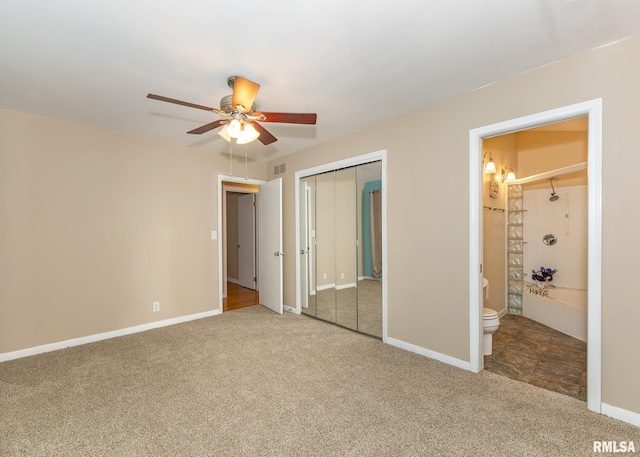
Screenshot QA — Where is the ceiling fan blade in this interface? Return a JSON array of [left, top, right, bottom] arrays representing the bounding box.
[[147, 93, 215, 112], [187, 119, 224, 135], [255, 112, 317, 124], [231, 76, 260, 113], [252, 122, 277, 145]]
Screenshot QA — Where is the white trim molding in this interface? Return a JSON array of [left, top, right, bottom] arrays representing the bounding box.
[[217, 174, 265, 313], [294, 150, 388, 341], [469, 99, 603, 414], [386, 337, 471, 371], [0, 309, 220, 363], [602, 403, 640, 428]]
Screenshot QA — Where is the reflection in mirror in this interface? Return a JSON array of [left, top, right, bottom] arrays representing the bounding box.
[[300, 176, 317, 317], [335, 167, 357, 330], [315, 172, 336, 322], [357, 161, 383, 337]]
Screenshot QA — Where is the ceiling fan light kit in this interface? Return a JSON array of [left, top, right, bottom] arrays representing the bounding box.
[[147, 75, 317, 145]]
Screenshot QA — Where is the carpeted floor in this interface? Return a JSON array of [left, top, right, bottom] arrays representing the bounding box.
[[1, 306, 638, 456], [305, 279, 382, 337]]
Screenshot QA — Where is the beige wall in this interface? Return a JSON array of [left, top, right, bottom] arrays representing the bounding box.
[[270, 34, 640, 415], [482, 134, 517, 313], [0, 110, 266, 353]]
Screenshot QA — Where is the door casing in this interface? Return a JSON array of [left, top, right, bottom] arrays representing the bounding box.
[[294, 150, 387, 341], [468, 99, 602, 413], [218, 175, 264, 309]]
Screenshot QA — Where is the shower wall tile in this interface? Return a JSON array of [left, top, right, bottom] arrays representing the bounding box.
[[508, 225, 523, 239], [508, 198, 523, 211], [508, 184, 523, 199], [506, 185, 524, 316], [508, 266, 525, 279], [508, 212, 524, 225], [508, 253, 523, 266], [508, 293, 523, 309], [508, 240, 524, 253], [508, 280, 523, 294]]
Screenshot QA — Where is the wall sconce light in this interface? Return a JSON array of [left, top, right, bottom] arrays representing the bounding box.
[[501, 164, 516, 183], [483, 152, 497, 174]]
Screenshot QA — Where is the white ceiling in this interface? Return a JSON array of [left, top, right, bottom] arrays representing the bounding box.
[[2, 1, 640, 161]]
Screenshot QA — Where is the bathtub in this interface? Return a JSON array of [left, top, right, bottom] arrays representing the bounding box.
[[523, 287, 587, 342]]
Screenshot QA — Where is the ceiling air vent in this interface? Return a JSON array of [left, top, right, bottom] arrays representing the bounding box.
[[273, 163, 287, 176]]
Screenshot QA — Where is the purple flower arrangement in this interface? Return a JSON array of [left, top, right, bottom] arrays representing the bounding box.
[[531, 266, 557, 282]]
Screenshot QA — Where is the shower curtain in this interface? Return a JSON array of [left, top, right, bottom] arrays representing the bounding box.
[[369, 189, 382, 279]]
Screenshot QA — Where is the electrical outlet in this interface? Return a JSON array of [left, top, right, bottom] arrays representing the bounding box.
[[341, 272, 345, 279], [323, 273, 327, 280], [152, 301, 160, 312]]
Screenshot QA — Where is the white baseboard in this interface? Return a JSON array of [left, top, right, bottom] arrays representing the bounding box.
[[602, 402, 640, 428], [0, 309, 221, 363], [336, 282, 357, 290], [227, 277, 239, 284], [386, 337, 471, 371]]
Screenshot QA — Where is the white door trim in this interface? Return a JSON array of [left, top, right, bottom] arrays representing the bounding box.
[[294, 150, 388, 342], [468, 99, 603, 414], [217, 175, 265, 311]]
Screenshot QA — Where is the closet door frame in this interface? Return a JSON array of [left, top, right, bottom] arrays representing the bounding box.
[[294, 150, 387, 342]]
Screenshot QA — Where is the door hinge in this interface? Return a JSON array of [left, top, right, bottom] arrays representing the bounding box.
[[253, 201, 256, 207]]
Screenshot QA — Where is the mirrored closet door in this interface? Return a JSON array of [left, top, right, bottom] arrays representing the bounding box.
[[299, 160, 382, 338]]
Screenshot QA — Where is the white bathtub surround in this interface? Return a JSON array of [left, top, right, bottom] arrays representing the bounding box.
[[523, 286, 587, 341], [522, 184, 588, 341]]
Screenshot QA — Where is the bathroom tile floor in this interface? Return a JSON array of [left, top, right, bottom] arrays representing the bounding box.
[[484, 313, 587, 401]]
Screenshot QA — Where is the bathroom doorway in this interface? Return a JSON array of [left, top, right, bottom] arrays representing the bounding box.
[[468, 99, 603, 414], [481, 118, 588, 400]]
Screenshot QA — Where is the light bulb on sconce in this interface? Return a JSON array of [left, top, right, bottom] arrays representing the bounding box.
[[483, 152, 497, 174], [501, 164, 516, 183]]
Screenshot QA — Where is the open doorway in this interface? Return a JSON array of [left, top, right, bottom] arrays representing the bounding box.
[[481, 117, 588, 401], [220, 179, 260, 312], [469, 99, 602, 414]]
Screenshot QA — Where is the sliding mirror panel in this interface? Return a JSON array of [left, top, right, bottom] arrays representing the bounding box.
[[300, 176, 317, 317], [335, 167, 358, 330], [357, 161, 383, 338], [315, 172, 336, 323]]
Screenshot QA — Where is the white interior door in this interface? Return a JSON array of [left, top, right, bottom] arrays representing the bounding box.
[[237, 193, 256, 290], [258, 178, 283, 314]]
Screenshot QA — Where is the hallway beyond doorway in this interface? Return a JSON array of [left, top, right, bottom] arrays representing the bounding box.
[[224, 282, 260, 312]]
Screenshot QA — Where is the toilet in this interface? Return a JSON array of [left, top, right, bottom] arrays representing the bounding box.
[[482, 278, 500, 355]]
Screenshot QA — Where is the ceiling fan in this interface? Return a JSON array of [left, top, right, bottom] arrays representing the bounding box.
[[147, 76, 317, 145]]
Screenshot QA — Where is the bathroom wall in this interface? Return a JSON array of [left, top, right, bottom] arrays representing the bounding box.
[[482, 126, 587, 314], [482, 134, 517, 314], [523, 184, 588, 290]]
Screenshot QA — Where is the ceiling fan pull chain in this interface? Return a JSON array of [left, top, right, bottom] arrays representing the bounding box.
[[229, 141, 233, 176], [245, 143, 248, 180]]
